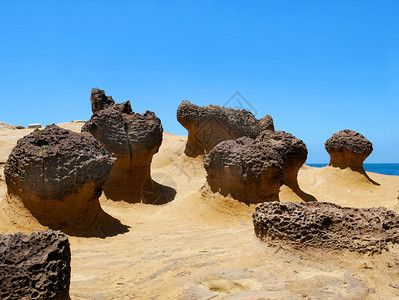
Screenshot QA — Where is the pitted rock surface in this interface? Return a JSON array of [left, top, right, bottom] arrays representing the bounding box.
[[5, 124, 114, 199], [258, 130, 307, 190], [90, 87, 115, 113], [325, 129, 373, 170], [0, 230, 71, 300], [83, 88, 173, 204], [3, 125, 119, 236], [253, 201, 399, 253], [177, 100, 275, 157], [204, 137, 283, 203]]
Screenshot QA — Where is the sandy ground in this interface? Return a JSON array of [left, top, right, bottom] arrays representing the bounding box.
[[1, 122, 399, 299]]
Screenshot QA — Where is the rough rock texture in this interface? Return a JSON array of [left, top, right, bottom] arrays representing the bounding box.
[[325, 129, 373, 170], [0, 230, 71, 300], [90, 87, 115, 113], [83, 89, 175, 204], [4, 125, 123, 236], [258, 130, 308, 191], [253, 201, 399, 253], [204, 137, 283, 203], [177, 100, 275, 157]]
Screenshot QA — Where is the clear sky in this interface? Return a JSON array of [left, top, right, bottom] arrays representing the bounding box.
[[1, 1, 398, 163]]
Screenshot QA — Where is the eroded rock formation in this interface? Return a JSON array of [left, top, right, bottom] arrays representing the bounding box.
[[203, 137, 283, 203], [258, 130, 308, 192], [253, 201, 399, 253], [177, 100, 275, 157], [325, 129, 373, 170], [0, 230, 71, 299], [4, 125, 126, 236], [83, 88, 175, 204]]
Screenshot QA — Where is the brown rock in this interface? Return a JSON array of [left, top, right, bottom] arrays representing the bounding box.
[[4, 125, 127, 236], [253, 201, 399, 253], [203, 137, 283, 203], [0, 230, 71, 299], [83, 89, 175, 204], [177, 100, 274, 157], [258, 131, 308, 191], [90, 87, 115, 113], [325, 129, 373, 170]]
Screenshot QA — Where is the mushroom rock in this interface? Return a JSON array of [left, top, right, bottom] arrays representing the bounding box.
[[325, 129, 373, 171], [253, 201, 399, 254], [203, 137, 283, 203], [0, 230, 71, 300], [258, 130, 308, 191], [177, 100, 275, 157], [3, 125, 125, 237], [82, 92, 174, 204]]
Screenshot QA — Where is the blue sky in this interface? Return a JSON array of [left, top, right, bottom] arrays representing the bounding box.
[[1, 1, 398, 163]]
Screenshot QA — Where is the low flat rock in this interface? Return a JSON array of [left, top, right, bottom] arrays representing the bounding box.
[[253, 201, 399, 253]]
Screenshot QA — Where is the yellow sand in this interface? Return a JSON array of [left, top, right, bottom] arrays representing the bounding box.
[[1, 122, 399, 299]]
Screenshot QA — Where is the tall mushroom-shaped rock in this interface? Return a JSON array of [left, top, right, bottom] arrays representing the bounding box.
[[177, 100, 275, 157], [3, 125, 125, 236], [325, 129, 373, 171], [203, 137, 283, 203], [253, 201, 399, 253], [0, 230, 71, 300], [83, 88, 174, 204], [258, 130, 308, 192]]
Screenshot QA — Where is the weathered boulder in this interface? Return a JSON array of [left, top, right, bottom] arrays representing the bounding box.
[[258, 130, 308, 190], [0, 230, 71, 299], [83, 89, 174, 204], [4, 125, 122, 236], [325, 129, 373, 170], [203, 137, 283, 203], [177, 100, 274, 157], [253, 201, 399, 253]]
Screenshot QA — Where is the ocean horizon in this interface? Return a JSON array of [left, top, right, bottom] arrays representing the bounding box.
[[307, 163, 399, 176]]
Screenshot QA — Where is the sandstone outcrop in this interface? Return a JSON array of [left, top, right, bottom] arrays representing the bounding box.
[[253, 201, 399, 253], [325, 129, 373, 170], [0, 230, 71, 299], [258, 130, 311, 199], [4, 125, 126, 236], [203, 137, 283, 203], [177, 100, 274, 157], [83, 88, 175, 204]]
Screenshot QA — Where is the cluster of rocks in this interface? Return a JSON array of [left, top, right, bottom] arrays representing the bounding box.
[[253, 201, 399, 253], [179, 100, 308, 203], [82, 88, 175, 204], [0, 230, 71, 299]]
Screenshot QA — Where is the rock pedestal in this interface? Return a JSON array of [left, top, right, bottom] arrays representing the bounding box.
[[4, 125, 121, 236], [325, 129, 373, 170], [204, 137, 283, 203], [83, 88, 174, 204]]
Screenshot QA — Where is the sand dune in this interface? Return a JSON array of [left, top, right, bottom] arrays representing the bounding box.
[[1, 122, 399, 299]]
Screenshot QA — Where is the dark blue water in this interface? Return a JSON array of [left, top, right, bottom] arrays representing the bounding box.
[[307, 163, 399, 176]]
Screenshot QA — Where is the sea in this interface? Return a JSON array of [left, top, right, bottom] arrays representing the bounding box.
[[307, 163, 399, 176]]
